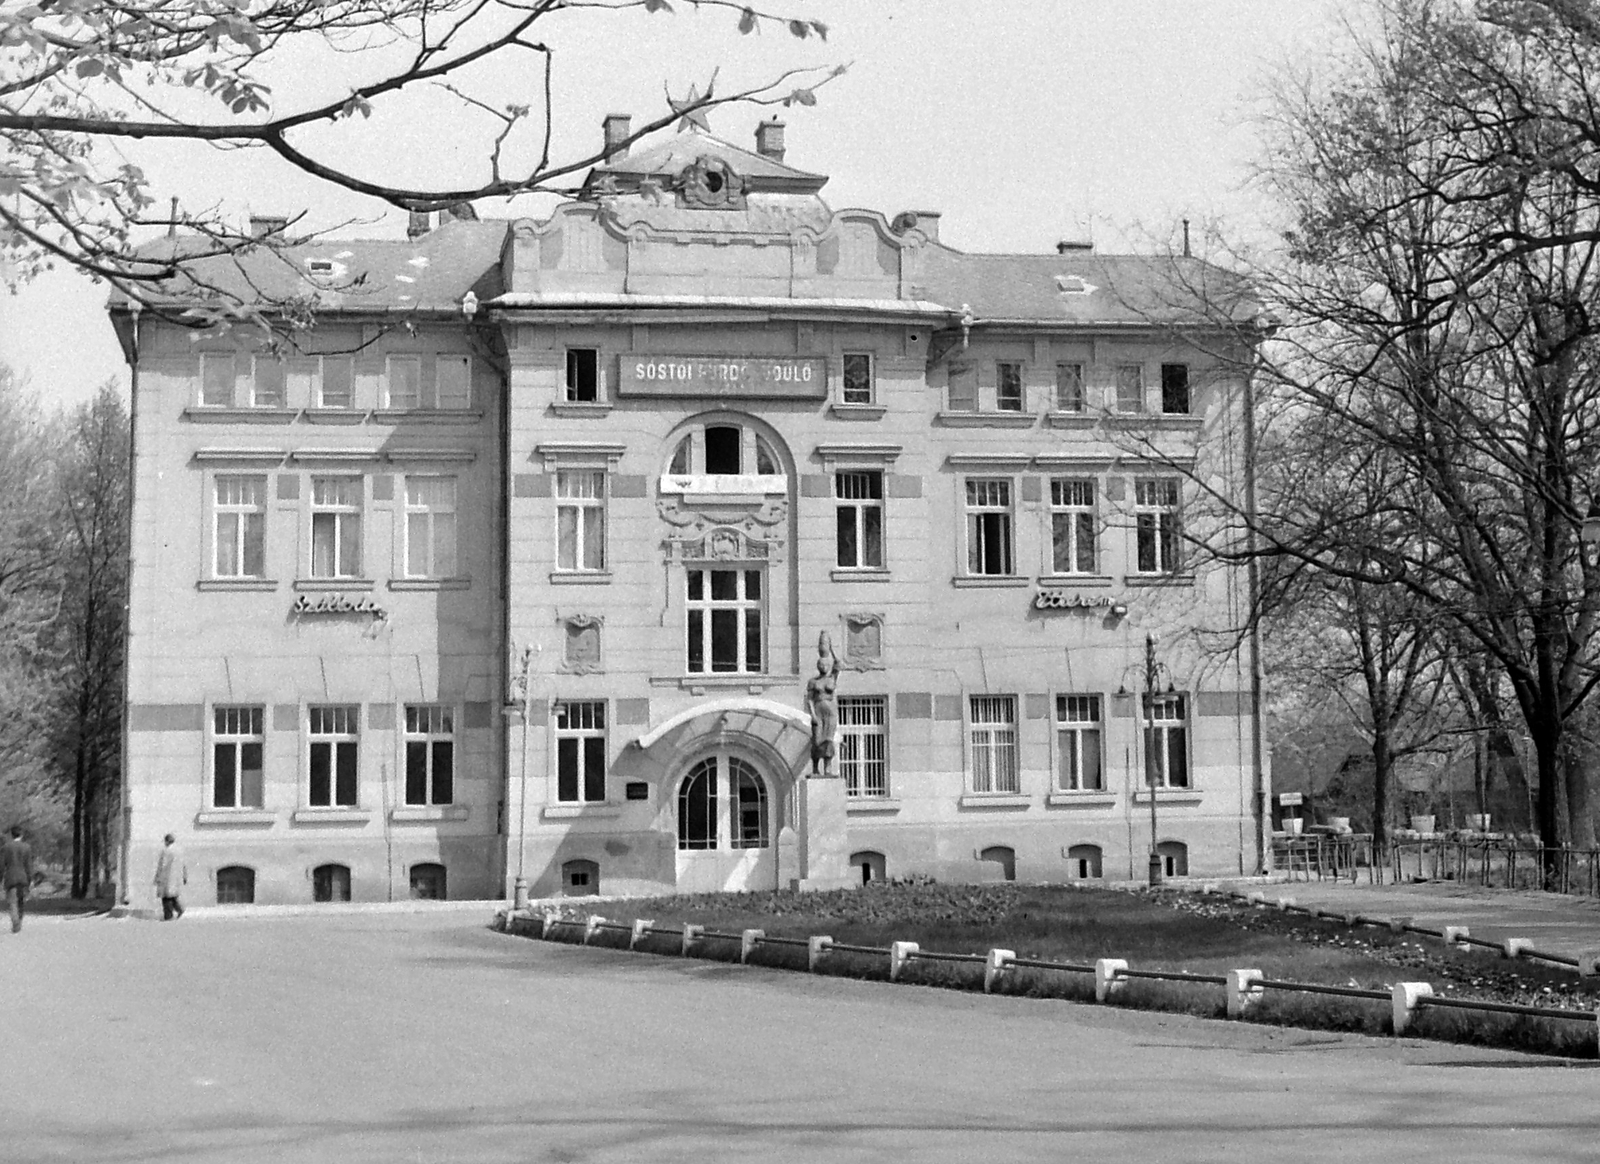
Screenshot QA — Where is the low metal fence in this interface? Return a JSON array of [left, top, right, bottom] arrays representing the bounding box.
[[1272, 835, 1600, 897], [502, 905, 1600, 1052]]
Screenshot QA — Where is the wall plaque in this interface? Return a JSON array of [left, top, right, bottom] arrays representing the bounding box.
[[620, 356, 827, 400]]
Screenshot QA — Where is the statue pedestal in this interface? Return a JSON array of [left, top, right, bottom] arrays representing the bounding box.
[[797, 776, 855, 891]]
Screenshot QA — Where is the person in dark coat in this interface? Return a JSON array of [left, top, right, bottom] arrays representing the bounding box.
[[2, 826, 34, 933]]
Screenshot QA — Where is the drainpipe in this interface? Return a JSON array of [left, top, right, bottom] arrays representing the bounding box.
[[117, 301, 141, 907], [1243, 343, 1268, 875]]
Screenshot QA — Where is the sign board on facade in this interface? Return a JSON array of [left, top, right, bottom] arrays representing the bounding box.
[[619, 356, 828, 400], [1278, 792, 1303, 806], [292, 593, 388, 621], [1032, 589, 1127, 614]]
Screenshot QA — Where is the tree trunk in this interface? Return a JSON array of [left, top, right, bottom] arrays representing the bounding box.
[[1371, 727, 1392, 846], [1534, 730, 1564, 889], [70, 741, 87, 898], [1562, 733, 1595, 849]]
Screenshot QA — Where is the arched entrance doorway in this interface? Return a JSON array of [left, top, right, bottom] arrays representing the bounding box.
[[675, 751, 777, 893]]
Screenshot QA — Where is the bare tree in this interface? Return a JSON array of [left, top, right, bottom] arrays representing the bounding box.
[[38, 387, 129, 897], [0, 0, 841, 317], [1156, 0, 1600, 883]]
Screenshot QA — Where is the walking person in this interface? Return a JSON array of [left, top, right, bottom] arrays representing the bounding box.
[[2, 826, 32, 933], [153, 833, 186, 921]]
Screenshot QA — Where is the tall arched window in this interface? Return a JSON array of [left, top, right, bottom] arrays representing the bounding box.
[[678, 757, 718, 850], [729, 757, 768, 849], [665, 424, 782, 479]]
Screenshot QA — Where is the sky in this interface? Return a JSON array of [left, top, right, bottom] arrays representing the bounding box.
[[0, 0, 1343, 409]]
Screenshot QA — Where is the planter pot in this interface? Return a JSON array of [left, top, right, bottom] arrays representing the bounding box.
[[1328, 816, 1352, 834], [1410, 814, 1436, 835], [1285, 817, 1304, 835]]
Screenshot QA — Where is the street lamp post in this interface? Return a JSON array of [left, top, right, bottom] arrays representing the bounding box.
[[1144, 633, 1164, 887], [1124, 633, 1178, 887], [509, 645, 533, 910]]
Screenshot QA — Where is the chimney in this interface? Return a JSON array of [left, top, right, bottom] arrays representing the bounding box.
[[407, 209, 432, 239], [755, 118, 786, 162], [444, 201, 479, 223], [603, 113, 631, 159], [249, 214, 288, 238]]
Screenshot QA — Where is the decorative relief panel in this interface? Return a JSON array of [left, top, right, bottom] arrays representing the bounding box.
[[842, 612, 885, 670], [561, 614, 603, 674], [658, 497, 788, 562]]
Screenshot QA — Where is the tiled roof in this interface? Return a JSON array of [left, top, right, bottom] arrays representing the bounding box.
[[112, 215, 1252, 330], [918, 245, 1257, 327], [114, 217, 507, 314]]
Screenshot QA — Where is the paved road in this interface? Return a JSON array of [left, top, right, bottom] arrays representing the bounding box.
[[3, 910, 1599, 1164], [1226, 878, 1600, 962]]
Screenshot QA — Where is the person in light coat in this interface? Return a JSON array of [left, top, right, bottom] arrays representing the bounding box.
[[153, 833, 186, 921]]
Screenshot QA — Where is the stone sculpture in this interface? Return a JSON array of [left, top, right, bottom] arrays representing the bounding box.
[[805, 631, 841, 777]]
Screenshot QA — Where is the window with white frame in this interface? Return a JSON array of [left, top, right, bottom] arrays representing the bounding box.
[[213, 475, 266, 578], [964, 478, 1014, 576], [566, 349, 599, 402], [308, 704, 359, 807], [997, 361, 1024, 411], [385, 355, 423, 410], [1049, 478, 1097, 575], [1055, 695, 1103, 791], [1134, 478, 1183, 574], [1144, 693, 1190, 788], [556, 470, 606, 572], [686, 568, 763, 674], [212, 705, 264, 809], [405, 476, 457, 578], [969, 695, 1019, 793], [436, 356, 472, 410], [252, 356, 285, 408], [317, 356, 354, 409], [835, 471, 884, 570], [555, 701, 607, 803], [842, 353, 874, 405], [1055, 363, 1085, 412], [310, 477, 363, 578], [199, 354, 236, 407], [1115, 364, 1144, 412], [947, 363, 977, 411], [839, 696, 887, 798], [1160, 363, 1190, 414], [404, 704, 453, 806]]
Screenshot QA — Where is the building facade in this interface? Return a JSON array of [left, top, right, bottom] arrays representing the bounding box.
[[111, 118, 1268, 905]]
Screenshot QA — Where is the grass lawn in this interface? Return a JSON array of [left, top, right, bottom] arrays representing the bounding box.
[[524, 883, 1599, 1057]]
